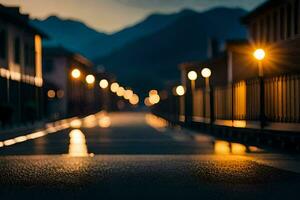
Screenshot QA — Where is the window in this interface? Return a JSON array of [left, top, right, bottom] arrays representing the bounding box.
[[273, 11, 278, 41], [280, 6, 285, 40], [295, 0, 299, 35], [14, 37, 21, 64], [287, 3, 292, 38], [0, 30, 7, 59]]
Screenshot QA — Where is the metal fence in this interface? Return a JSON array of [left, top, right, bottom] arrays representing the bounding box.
[[213, 74, 300, 124]]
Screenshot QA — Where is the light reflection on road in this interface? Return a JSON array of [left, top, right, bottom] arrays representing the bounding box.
[[68, 129, 94, 157]]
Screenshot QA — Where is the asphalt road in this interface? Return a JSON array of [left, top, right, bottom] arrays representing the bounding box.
[[0, 112, 300, 199]]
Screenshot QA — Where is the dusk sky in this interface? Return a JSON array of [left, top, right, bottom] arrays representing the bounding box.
[[0, 0, 266, 33]]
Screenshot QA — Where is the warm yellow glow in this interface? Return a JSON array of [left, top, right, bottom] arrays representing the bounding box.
[[149, 94, 160, 104], [57, 90, 64, 98], [214, 141, 231, 154], [149, 90, 158, 96], [253, 48, 266, 61], [176, 85, 185, 96], [188, 70, 197, 81], [231, 143, 246, 154], [71, 68, 81, 79], [47, 90, 55, 98], [201, 68, 211, 78], [116, 86, 125, 97], [233, 120, 246, 128], [129, 94, 139, 105], [68, 129, 91, 157], [3, 139, 16, 146], [144, 97, 152, 107], [145, 114, 168, 131], [214, 140, 247, 155], [85, 74, 95, 84], [70, 119, 82, 128], [124, 89, 134, 100], [83, 114, 97, 128], [26, 131, 46, 139], [99, 79, 109, 89], [110, 82, 119, 92], [98, 116, 111, 128], [35, 35, 42, 84]]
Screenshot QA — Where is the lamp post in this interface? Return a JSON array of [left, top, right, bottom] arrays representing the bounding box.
[[71, 68, 81, 115], [253, 48, 266, 128], [99, 79, 109, 111], [175, 85, 185, 123], [186, 70, 198, 124], [201, 68, 212, 125]]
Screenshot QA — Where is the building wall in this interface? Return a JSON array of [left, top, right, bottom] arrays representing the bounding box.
[[245, 0, 300, 77], [0, 16, 44, 125]]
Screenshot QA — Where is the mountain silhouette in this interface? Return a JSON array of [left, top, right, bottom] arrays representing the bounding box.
[[95, 7, 247, 95]]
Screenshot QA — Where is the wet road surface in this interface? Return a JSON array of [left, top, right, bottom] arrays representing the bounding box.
[[0, 112, 300, 199]]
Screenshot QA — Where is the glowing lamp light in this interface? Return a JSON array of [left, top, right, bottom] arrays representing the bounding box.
[[47, 90, 55, 98], [124, 89, 134, 100], [188, 71, 197, 81], [176, 85, 185, 96], [129, 94, 139, 105], [116, 87, 125, 97], [85, 74, 95, 84], [99, 79, 109, 89], [149, 90, 158, 96], [144, 97, 152, 107], [149, 94, 160, 104], [110, 82, 119, 92], [253, 49, 266, 61], [201, 68, 211, 78], [71, 68, 81, 79]]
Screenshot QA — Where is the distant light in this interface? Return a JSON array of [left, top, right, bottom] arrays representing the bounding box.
[[201, 68, 211, 78], [176, 85, 185, 96], [47, 90, 55, 98], [57, 90, 64, 98], [129, 94, 139, 105], [116, 86, 125, 97], [110, 82, 119, 92], [253, 49, 265, 61], [149, 94, 160, 104], [71, 68, 81, 79], [86, 74, 95, 84], [144, 97, 152, 107], [98, 116, 111, 128], [149, 90, 158, 97], [124, 89, 134, 100], [99, 79, 109, 89], [188, 71, 197, 81]]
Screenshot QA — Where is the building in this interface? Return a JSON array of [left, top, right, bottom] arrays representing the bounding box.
[[0, 4, 47, 126], [176, 0, 300, 131], [43, 46, 115, 119], [242, 0, 300, 76], [43, 46, 92, 118]]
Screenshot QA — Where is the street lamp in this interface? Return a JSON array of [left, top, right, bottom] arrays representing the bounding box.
[[110, 82, 119, 93], [71, 68, 81, 79], [253, 48, 266, 128], [186, 70, 198, 123], [253, 48, 266, 77], [201, 68, 212, 124], [85, 74, 95, 85], [175, 85, 185, 96], [99, 79, 109, 89]]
